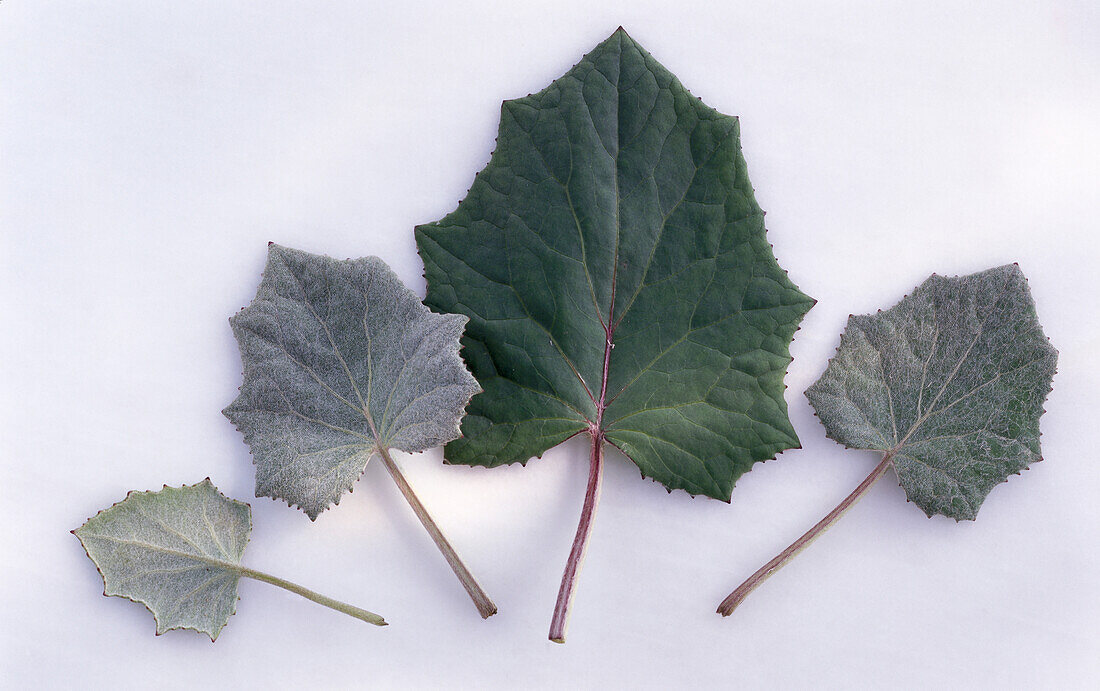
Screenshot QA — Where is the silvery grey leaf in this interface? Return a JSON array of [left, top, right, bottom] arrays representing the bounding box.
[[74, 479, 386, 640], [223, 244, 481, 520], [806, 264, 1057, 520], [222, 244, 496, 618]]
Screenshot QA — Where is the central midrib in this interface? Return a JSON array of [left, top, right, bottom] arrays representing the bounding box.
[[592, 282, 617, 437], [89, 534, 242, 574], [588, 32, 624, 438]]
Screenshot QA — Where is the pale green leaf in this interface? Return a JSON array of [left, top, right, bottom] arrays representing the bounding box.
[[74, 479, 387, 639], [74, 479, 251, 640]]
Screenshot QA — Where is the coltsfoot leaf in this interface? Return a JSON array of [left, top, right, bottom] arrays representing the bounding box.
[[416, 28, 813, 500], [806, 264, 1058, 519], [416, 27, 813, 641], [74, 479, 387, 640], [222, 244, 496, 618], [74, 480, 250, 640], [719, 264, 1058, 617], [223, 244, 481, 519]]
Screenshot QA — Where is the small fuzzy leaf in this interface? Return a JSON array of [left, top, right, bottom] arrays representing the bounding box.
[[806, 264, 1057, 519], [73, 479, 251, 641], [223, 244, 481, 519]]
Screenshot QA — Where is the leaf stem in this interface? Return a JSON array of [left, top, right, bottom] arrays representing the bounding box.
[[237, 565, 387, 626], [549, 431, 605, 643], [376, 445, 498, 619], [717, 451, 894, 617]]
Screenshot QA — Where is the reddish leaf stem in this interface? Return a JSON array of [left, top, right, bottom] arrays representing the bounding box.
[[717, 451, 895, 617], [549, 277, 616, 642], [549, 431, 605, 643]]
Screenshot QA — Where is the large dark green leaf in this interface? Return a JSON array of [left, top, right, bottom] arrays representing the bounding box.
[[416, 29, 813, 499]]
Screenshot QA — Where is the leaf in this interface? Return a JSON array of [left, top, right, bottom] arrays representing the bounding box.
[[223, 244, 496, 617], [223, 244, 479, 518], [73, 479, 385, 641], [718, 264, 1057, 616], [415, 28, 812, 640], [416, 28, 813, 499], [806, 263, 1057, 519]]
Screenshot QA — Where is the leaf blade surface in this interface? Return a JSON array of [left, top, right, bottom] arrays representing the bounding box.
[[416, 29, 813, 498], [718, 264, 1059, 616], [806, 264, 1057, 519], [73, 479, 251, 640], [223, 244, 481, 518]]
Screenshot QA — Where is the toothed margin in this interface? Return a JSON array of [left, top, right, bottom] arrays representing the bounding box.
[[223, 244, 482, 519], [805, 264, 1058, 522], [419, 31, 817, 501], [72, 478, 252, 642]]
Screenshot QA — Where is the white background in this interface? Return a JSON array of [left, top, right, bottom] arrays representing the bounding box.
[[2, 1, 1098, 688]]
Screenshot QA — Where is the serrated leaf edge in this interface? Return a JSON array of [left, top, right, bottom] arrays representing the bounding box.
[[805, 263, 1059, 522], [72, 478, 252, 642]]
